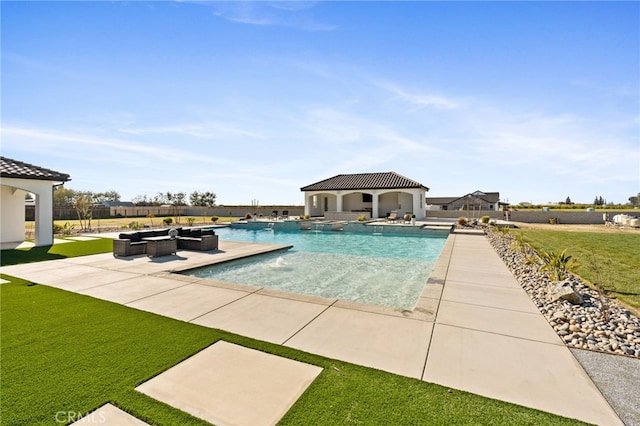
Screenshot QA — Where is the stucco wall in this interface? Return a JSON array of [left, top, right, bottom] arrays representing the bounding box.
[[425, 209, 639, 224], [1, 185, 26, 243]]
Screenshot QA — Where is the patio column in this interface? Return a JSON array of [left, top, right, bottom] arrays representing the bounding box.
[[372, 194, 379, 219], [412, 191, 423, 219], [336, 192, 343, 212], [34, 187, 54, 246]]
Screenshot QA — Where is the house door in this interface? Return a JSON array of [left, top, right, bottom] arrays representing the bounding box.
[[324, 197, 328, 212]]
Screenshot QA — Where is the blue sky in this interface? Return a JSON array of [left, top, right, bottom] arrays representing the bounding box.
[[2, 1, 638, 205]]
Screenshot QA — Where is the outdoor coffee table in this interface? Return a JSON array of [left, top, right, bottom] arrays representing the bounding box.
[[143, 236, 177, 258]]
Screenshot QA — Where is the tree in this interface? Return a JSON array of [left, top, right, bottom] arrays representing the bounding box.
[[54, 187, 76, 207], [94, 190, 120, 203], [190, 191, 217, 207], [73, 191, 94, 231], [630, 194, 640, 207], [565, 196, 572, 205], [132, 194, 151, 206]]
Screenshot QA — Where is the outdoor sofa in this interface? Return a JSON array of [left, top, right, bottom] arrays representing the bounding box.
[[113, 227, 219, 257]]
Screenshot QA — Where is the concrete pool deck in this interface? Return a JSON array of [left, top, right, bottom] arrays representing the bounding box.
[[0, 232, 623, 425]]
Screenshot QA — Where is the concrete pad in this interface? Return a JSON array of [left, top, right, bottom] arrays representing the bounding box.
[[127, 283, 249, 321], [71, 403, 149, 425], [441, 280, 539, 313], [192, 293, 329, 344], [0, 278, 10, 284], [436, 300, 563, 344], [78, 275, 188, 304], [423, 324, 622, 425], [47, 270, 141, 292], [136, 341, 322, 426], [444, 268, 517, 288], [286, 306, 432, 379], [2, 264, 106, 287]]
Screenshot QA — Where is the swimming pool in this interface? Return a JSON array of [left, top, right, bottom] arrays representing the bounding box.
[[185, 227, 447, 310]]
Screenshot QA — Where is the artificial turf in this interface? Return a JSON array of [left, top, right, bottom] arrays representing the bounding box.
[[0, 238, 113, 266], [1, 273, 586, 425]]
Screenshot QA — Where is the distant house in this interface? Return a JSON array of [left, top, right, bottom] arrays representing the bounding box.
[[426, 190, 504, 211], [301, 172, 429, 219], [100, 201, 134, 207], [1, 156, 70, 246]]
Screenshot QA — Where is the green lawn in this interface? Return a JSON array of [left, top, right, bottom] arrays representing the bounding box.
[[0, 238, 113, 266], [513, 229, 640, 310], [0, 271, 584, 425]]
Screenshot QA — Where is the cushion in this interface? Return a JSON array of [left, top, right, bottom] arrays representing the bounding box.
[[190, 229, 202, 237], [202, 229, 214, 236], [139, 231, 155, 239], [119, 233, 132, 240], [179, 229, 191, 237]]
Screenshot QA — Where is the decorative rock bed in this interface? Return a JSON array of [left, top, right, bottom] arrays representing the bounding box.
[[486, 229, 640, 358]]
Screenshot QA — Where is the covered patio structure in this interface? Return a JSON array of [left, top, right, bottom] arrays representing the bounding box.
[[300, 172, 429, 220], [1, 156, 70, 247]]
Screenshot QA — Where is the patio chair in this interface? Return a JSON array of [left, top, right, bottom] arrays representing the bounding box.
[[403, 213, 412, 223], [386, 210, 398, 223], [282, 210, 289, 219]]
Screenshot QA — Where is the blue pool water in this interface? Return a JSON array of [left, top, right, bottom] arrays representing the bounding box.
[[186, 227, 447, 310]]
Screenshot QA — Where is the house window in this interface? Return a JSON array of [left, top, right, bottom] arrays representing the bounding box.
[[362, 193, 372, 203]]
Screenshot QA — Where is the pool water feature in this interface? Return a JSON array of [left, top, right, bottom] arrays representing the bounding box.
[[185, 228, 447, 310]]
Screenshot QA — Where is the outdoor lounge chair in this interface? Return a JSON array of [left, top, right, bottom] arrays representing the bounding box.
[[386, 210, 398, 223]]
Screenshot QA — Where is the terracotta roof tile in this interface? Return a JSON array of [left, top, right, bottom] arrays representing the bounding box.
[[0, 156, 70, 182], [301, 172, 428, 191]]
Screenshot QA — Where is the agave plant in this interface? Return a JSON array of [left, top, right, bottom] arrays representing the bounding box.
[[538, 248, 580, 281]]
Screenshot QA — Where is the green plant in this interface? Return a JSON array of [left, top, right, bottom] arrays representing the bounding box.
[[59, 222, 75, 236], [357, 214, 367, 221], [538, 248, 579, 281], [186, 217, 196, 226], [128, 221, 142, 230], [244, 213, 252, 220], [411, 214, 416, 219], [211, 216, 219, 223], [457, 217, 468, 226], [162, 217, 173, 225], [481, 215, 490, 224]]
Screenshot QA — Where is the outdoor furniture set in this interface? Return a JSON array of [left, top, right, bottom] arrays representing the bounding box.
[[113, 227, 219, 258]]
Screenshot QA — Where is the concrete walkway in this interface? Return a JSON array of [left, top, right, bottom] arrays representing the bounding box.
[[0, 234, 622, 425]]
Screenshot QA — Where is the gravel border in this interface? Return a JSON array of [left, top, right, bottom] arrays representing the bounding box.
[[570, 348, 640, 426]]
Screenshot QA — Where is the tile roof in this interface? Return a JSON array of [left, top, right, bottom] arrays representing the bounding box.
[[301, 172, 428, 191], [0, 156, 70, 182]]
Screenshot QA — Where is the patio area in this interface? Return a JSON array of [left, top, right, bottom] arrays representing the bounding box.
[[0, 234, 624, 425]]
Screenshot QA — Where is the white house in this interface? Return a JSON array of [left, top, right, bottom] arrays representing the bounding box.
[[300, 172, 429, 219], [1, 156, 70, 247]]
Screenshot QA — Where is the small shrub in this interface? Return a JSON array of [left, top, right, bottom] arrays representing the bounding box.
[[357, 214, 367, 221], [480, 215, 490, 224], [538, 248, 579, 281], [211, 216, 219, 223], [53, 223, 64, 234], [128, 221, 142, 230], [186, 217, 196, 226], [457, 217, 468, 226], [162, 217, 173, 225], [244, 213, 252, 220]]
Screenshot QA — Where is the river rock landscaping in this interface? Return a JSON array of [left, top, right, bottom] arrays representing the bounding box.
[[486, 228, 640, 358]]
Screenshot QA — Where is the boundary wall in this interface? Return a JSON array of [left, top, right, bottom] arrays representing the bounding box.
[[425, 210, 639, 224]]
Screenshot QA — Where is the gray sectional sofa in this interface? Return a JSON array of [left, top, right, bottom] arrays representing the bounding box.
[[113, 227, 219, 257]]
